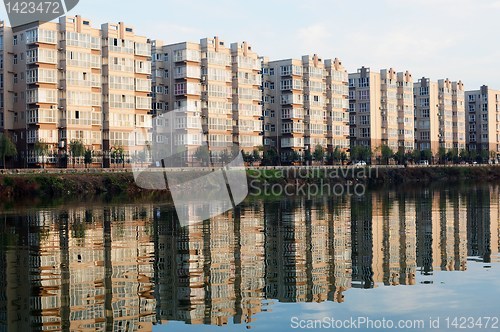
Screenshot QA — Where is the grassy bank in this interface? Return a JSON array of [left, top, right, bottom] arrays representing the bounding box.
[[1, 165, 500, 199]]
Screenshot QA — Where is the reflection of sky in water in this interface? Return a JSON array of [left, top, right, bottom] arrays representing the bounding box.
[[157, 256, 500, 331]]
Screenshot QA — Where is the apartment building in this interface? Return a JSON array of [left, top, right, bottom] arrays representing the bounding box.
[[414, 77, 439, 153], [414, 77, 466, 154], [230, 41, 263, 153], [465, 85, 500, 153], [397, 71, 415, 151], [348, 67, 382, 149], [261, 54, 347, 162], [325, 58, 350, 152], [101, 21, 152, 167], [0, 16, 152, 168], [150, 37, 262, 164]]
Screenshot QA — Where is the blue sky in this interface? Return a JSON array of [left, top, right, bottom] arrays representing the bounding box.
[[2, 0, 500, 89]]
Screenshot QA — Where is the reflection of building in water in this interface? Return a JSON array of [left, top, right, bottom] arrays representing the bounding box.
[[381, 194, 417, 286], [467, 187, 499, 263], [351, 193, 377, 288], [1, 206, 156, 332], [327, 197, 352, 303], [2, 186, 500, 331], [436, 192, 467, 272], [155, 202, 266, 327]]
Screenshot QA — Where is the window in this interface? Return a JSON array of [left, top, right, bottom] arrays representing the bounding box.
[[469, 104, 475, 112], [468, 95, 476, 102], [14, 74, 17, 84], [420, 109, 429, 118], [482, 104, 488, 112], [270, 110, 275, 118], [359, 103, 369, 113], [164, 53, 168, 62], [420, 131, 430, 140], [0, 55, 3, 69], [270, 96, 274, 104], [348, 78, 355, 87], [14, 112, 18, 122], [469, 114, 476, 122], [84, 21, 90, 26], [270, 125, 275, 132], [13, 35, 17, 46], [482, 113, 488, 122], [270, 82, 275, 90], [269, 68, 274, 76], [419, 87, 429, 96], [14, 55, 17, 65], [419, 98, 429, 107], [20, 33, 23, 42], [358, 90, 370, 100], [358, 78, 369, 87], [361, 127, 370, 137], [20, 53, 24, 61], [164, 70, 168, 78]]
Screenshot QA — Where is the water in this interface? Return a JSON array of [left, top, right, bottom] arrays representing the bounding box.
[[1, 183, 499, 331]]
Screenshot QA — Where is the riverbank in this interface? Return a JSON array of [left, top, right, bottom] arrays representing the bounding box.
[[1, 165, 500, 199]]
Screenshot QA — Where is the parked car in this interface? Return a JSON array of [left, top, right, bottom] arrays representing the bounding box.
[[418, 160, 429, 166], [353, 160, 367, 166]]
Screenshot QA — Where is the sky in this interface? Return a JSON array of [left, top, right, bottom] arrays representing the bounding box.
[[1, 0, 500, 89]]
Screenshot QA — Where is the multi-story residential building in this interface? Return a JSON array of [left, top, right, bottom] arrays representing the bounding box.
[[348, 67, 382, 150], [150, 37, 262, 164], [101, 21, 152, 167], [452, 81, 466, 151], [397, 71, 415, 151], [414, 77, 465, 155], [262, 54, 347, 162], [414, 77, 439, 153], [349, 67, 414, 153], [465, 85, 500, 153], [325, 58, 349, 152], [231, 41, 263, 153], [0, 16, 152, 168], [302, 55, 327, 153]]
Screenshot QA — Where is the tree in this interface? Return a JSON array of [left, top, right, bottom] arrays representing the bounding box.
[[313, 145, 325, 164], [0, 134, 17, 169], [84, 149, 93, 168], [480, 149, 489, 164], [331, 147, 341, 164], [219, 149, 231, 165], [136, 150, 146, 167], [34, 139, 49, 169], [340, 151, 347, 166], [289, 150, 300, 163], [349, 146, 361, 162], [459, 149, 468, 162], [262, 149, 278, 166], [69, 140, 85, 168], [359, 146, 372, 163], [303, 149, 312, 165], [111, 145, 125, 168], [412, 149, 421, 164], [194, 146, 210, 167], [437, 146, 446, 164], [422, 149, 433, 162], [470, 149, 478, 163], [447, 149, 458, 164], [252, 149, 262, 164], [380, 145, 394, 165]]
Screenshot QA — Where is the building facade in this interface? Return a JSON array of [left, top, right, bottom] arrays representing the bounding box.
[[465, 86, 500, 153], [262, 55, 348, 162], [0, 16, 152, 168]]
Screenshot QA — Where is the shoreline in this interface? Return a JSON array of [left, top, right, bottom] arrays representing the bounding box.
[[0, 165, 500, 199]]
